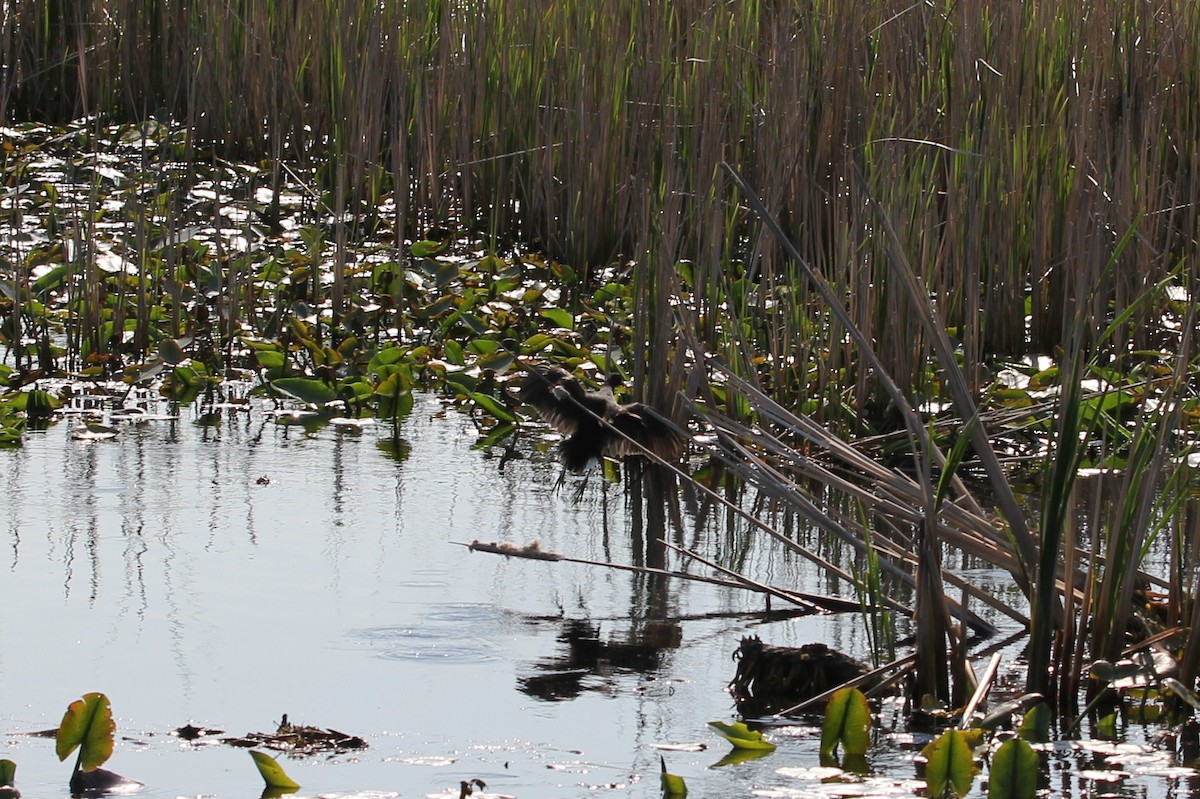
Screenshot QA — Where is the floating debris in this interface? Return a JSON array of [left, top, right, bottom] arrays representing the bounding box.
[[467, 540, 561, 561], [223, 714, 367, 755], [171, 723, 224, 741], [728, 637, 875, 717]]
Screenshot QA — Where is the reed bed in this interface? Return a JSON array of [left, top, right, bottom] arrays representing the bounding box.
[[4, 0, 1198, 411]]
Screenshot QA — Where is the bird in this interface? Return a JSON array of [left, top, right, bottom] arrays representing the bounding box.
[[517, 366, 687, 474]]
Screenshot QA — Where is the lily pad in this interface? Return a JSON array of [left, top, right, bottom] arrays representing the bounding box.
[[56, 692, 115, 771], [249, 751, 300, 792], [660, 755, 687, 797], [706, 721, 776, 751], [271, 378, 338, 406]]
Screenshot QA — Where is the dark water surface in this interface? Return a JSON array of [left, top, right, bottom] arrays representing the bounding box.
[[2, 393, 1193, 798]]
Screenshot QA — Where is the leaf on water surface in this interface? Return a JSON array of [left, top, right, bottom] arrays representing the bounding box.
[[171, 724, 224, 741], [820, 686, 871, 758], [987, 737, 1038, 799], [468, 392, 515, 422], [158, 337, 190, 365], [706, 721, 776, 751], [920, 728, 977, 798], [410, 238, 450, 258], [978, 693, 1043, 732], [539, 307, 574, 330], [271, 377, 338, 406], [249, 751, 300, 791], [660, 755, 688, 797], [72, 423, 119, 440], [56, 692, 115, 771], [69, 766, 142, 795], [1017, 702, 1052, 743]]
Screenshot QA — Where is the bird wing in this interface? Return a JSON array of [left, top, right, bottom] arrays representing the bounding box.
[[606, 404, 687, 462], [517, 367, 585, 435]]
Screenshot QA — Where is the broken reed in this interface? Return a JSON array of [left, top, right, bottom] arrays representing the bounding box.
[[3, 0, 1198, 411]]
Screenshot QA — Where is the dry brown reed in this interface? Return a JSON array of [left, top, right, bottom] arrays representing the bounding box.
[[4, 0, 1197, 410]]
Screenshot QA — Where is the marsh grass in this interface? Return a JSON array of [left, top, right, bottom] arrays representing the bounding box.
[[4, 0, 1198, 410]]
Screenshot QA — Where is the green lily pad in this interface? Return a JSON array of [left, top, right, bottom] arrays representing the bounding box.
[[820, 686, 871, 757], [660, 756, 687, 797], [988, 737, 1038, 799], [920, 728, 977, 798], [271, 377, 338, 406], [56, 692, 115, 772], [249, 750, 300, 791], [707, 721, 776, 751]]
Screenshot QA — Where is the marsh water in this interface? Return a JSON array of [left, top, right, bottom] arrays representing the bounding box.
[[0, 392, 1192, 798]]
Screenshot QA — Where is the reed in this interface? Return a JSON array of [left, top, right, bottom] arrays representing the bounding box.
[[4, 0, 1197, 407]]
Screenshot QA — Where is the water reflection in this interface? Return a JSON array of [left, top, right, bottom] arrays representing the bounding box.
[[517, 618, 682, 702], [0, 392, 1186, 798]]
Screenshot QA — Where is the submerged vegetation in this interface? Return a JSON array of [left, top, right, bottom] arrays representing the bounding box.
[[2, 0, 1200, 794]]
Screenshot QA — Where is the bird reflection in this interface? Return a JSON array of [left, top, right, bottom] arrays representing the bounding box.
[[517, 619, 682, 701]]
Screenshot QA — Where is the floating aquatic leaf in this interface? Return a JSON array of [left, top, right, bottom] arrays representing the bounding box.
[[410, 238, 449, 258], [158, 337, 189, 365], [72, 423, 119, 440], [820, 686, 871, 758], [988, 737, 1038, 799], [650, 742, 707, 753], [1017, 702, 1052, 743], [56, 692, 115, 771], [660, 756, 687, 797], [979, 693, 1043, 732], [249, 750, 300, 791], [539, 307, 574, 330], [920, 728, 977, 798], [706, 721, 776, 751], [69, 766, 142, 795], [468, 392, 515, 422], [271, 377, 338, 406]]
